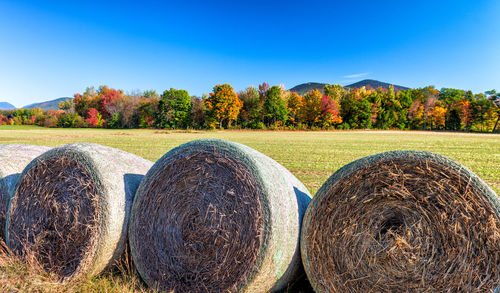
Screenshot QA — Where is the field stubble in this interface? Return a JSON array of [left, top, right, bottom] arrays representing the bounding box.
[[0, 126, 498, 292], [1, 126, 498, 194]]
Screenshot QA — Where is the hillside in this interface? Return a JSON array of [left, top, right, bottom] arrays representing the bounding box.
[[0, 102, 16, 110], [289, 82, 327, 96], [289, 79, 409, 95], [345, 79, 409, 91], [22, 97, 71, 110]]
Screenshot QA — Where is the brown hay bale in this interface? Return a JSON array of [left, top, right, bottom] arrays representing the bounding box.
[[128, 139, 311, 292], [301, 150, 500, 292], [0, 144, 51, 240], [6, 143, 153, 282]]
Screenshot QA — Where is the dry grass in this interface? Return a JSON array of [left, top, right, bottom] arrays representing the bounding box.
[[0, 241, 151, 293], [0, 126, 498, 292], [0, 126, 497, 195]]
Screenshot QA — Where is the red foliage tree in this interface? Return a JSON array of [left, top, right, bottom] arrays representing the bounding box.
[[321, 95, 342, 127], [98, 86, 125, 120], [85, 108, 104, 127], [458, 100, 472, 129]]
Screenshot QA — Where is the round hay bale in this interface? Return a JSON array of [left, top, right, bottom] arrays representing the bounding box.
[[301, 150, 500, 292], [6, 143, 153, 281], [0, 144, 51, 240], [129, 139, 311, 292]]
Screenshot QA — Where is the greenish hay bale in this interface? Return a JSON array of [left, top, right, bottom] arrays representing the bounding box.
[[129, 139, 312, 292], [0, 144, 51, 240], [301, 150, 500, 292], [6, 143, 153, 281]]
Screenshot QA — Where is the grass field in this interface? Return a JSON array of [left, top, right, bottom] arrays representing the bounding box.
[[0, 126, 499, 292], [1, 125, 499, 194]]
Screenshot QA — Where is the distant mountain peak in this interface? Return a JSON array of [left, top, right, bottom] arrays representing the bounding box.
[[289, 79, 409, 95], [0, 102, 16, 110], [345, 79, 409, 91], [289, 82, 327, 95], [22, 97, 72, 110]]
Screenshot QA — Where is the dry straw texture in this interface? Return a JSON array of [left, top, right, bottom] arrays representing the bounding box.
[[6, 143, 153, 282], [0, 144, 51, 240], [129, 139, 311, 292], [301, 150, 500, 292]]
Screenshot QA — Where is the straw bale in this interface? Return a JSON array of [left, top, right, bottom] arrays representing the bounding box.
[[129, 139, 311, 292], [0, 144, 51, 239], [6, 143, 153, 281], [301, 150, 500, 292]]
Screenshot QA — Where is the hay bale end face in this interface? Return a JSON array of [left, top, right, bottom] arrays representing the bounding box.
[[0, 144, 51, 240], [6, 143, 153, 281], [129, 139, 311, 292], [301, 150, 500, 292]]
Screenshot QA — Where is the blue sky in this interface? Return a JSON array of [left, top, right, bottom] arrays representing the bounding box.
[[0, 0, 499, 107]]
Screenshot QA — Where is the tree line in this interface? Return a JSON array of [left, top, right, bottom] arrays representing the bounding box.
[[1, 83, 499, 132]]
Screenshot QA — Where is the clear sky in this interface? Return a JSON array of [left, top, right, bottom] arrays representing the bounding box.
[[1, 0, 499, 107]]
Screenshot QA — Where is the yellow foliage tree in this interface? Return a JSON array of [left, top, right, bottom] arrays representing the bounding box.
[[204, 84, 243, 129], [287, 92, 305, 125], [431, 106, 447, 129], [300, 89, 322, 126]]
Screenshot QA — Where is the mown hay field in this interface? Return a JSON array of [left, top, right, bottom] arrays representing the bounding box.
[[1, 126, 499, 195], [0, 126, 499, 292]]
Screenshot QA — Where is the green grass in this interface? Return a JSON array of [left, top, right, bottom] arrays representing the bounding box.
[[0, 126, 499, 292], [1, 126, 498, 194]]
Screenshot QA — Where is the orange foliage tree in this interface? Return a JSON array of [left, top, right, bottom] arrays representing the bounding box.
[[431, 106, 447, 129], [204, 84, 243, 129]]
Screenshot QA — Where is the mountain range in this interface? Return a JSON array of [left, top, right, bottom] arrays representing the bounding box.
[[0, 97, 71, 111], [22, 97, 71, 111], [0, 102, 16, 110], [289, 79, 409, 96]]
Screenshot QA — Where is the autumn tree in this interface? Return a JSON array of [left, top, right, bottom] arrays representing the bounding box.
[[190, 96, 205, 128], [301, 89, 323, 126], [73, 86, 124, 126], [436, 88, 468, 130], [137, 96, 159, 128], [457, 99, 472, 130], [258, 82, 270, 123], [258, 82, 270, 100], [98, 86, 125, 121], [204, 84, 243, 129], [323, 84, 345, 102], [407, 86, 439, 130], [286, 92, 305, 126], [430, 105, 447, 129], [320, 95, 342, 127], [74, 87, 99, 118], [486, 90, 500, 132], [58, 99, 74, 114], [85, 108, 104, 127]]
